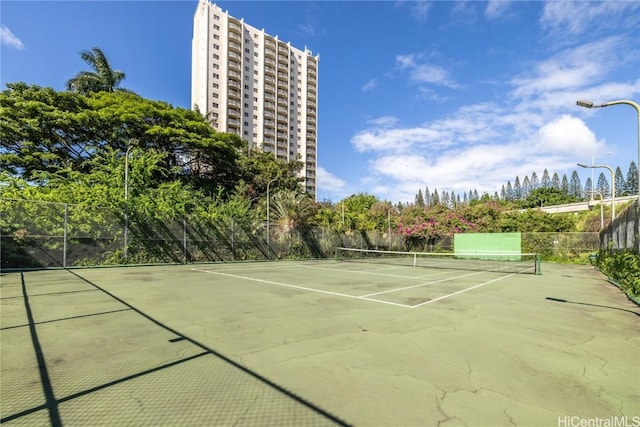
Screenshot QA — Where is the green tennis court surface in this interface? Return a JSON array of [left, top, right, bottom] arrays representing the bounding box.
[[1, 260, 638, 426]]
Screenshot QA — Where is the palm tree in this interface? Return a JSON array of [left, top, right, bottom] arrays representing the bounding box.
[[66, 47, 129, 94], [270, 190, 315, 238]]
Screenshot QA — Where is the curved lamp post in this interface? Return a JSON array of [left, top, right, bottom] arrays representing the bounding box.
[[576, 99, 640, 199], [578, 163, 615, 222]]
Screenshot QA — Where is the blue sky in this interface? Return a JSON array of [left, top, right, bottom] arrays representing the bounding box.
[[2, 1, 639, 203]]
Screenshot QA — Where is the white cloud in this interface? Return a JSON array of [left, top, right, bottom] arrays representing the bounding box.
[[541, 1, 640, 36], [510, 37, 626, 101], [1, 25, 25, 50], [317, 166, 348, 194], [395, 54, 459, 89], [396, 1, 433, 21], [485, 1, 511, 20], [362, 78, 377, 92], [534, 114, 603, 156]]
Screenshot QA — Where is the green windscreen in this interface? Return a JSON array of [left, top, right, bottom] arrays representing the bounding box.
[[454, 233, 522, 260]]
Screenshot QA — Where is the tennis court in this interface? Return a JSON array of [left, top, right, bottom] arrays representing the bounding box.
[[1, 256, 639, 426]]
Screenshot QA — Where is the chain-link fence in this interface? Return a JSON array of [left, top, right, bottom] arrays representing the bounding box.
[[1, 198, 601, 270]]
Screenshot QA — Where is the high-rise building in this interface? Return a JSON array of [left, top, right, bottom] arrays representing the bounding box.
[[191, 0, 319, 197]]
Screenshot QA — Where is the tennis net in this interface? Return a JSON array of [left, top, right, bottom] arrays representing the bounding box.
[[336, 247, 541, 275]]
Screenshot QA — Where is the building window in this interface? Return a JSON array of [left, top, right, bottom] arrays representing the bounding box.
[[213, 44, 219, 50], [254, 97, 258, 102], [245, 48, 250, 53], [214, 14, 220, 20], [253, 88, 258, 93], [212, 73, 219, 79], [244, 103, 249, 108], [213, 64, 219, 69], [212, 103, 218, 108], [214, 24, 220, 30], [213, 54, 219, 60], [244, 121, 249, 126], [253, 106, 258, 111], [213, 34, 219, 40], [244, 112, 249, 117], [244, 66, 249, 71], [212, 93, 219, 98], [244, 84, 249, 89], [212, 83, 219, 88], [253, 114, 258, 119], [244, 130, 249, 136]]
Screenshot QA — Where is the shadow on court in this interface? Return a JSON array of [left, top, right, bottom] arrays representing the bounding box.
[[0, 270, 349, 426], [1, 261, 638, 426], [546, 296, 640, 318]]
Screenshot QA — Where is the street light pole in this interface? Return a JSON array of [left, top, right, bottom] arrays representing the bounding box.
[[576, 99, 640, 199], [266, 176, 278, 257], [577, 163, 615, 222]]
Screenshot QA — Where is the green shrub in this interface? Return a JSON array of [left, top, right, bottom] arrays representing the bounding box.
[[597, 251, 640, 298]]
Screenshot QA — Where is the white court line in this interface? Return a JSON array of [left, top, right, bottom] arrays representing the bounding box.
[[192, 269, 413, 308], [410, 273, 517, 308], [301, 264, 427, 279], [359, 270, 486, 297], [302, 263, 456, 280]]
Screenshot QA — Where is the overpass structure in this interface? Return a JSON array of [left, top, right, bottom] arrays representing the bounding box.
[[534, 195, 639, 214]]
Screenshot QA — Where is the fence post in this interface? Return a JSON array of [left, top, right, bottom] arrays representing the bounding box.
[[63, 203, 68, 268], [183, 216, 187, 264], [231, 218, 235, 259]]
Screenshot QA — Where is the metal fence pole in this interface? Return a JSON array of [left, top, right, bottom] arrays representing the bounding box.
[[63, 203, 68, 268], [231, 218, 235, 258], [183, 216, 187, 264]]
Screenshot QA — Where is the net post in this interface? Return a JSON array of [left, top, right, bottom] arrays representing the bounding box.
[[413, 252, 417, 267], [535, 254, 542, 275]]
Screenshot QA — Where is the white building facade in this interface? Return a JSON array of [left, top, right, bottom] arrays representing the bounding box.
[[192, 0, 319, 197]]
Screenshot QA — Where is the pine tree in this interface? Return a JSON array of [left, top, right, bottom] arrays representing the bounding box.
[[473, 189, 479, 200], [425, 186, 431, 207], [615, 166, 626, 196], [626, 161, 638, 195], [541, 169, 551, 188], [561, 174, 569, 194], [432, 188, 440, 205], [551, 172, 560, 190], [584, 177, 593, 200], [505, 181, 513, 201], [442, 191, 450, 207], [415, 189, 425, 207], [500, 185, 506, 200], [522, 176, 531, 199], [596, 172, 610, 197], [493, 191, 499, 199], [513, 176, 522, 200], [569, 171, 582, 198], [530, 171, 539, 190]]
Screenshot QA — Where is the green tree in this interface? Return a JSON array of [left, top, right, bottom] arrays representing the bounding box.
[[415, 189, 425, 207], [235, 148, 303, 199], [626, 161, 638, 195], [66, 47, 129, 94], [614, 166, 626, 196], [0, 84, 243, 197]]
